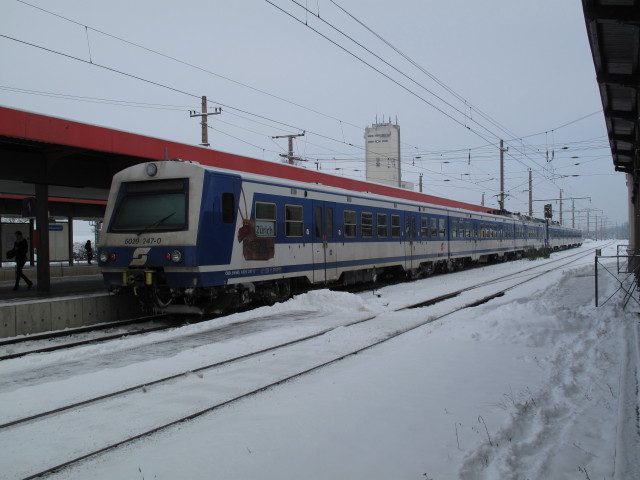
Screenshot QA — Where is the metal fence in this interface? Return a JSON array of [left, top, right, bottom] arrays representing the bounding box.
[[595, 245, 640, 309]]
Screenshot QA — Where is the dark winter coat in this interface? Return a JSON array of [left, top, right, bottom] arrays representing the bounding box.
[[14, 238, 28, 264]]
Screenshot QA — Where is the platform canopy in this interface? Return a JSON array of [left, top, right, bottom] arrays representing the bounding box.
[[583, 0, 640, 176], [583, 0, 640, 263]]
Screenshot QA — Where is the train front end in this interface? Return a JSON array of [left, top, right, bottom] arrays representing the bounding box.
[[98, 160, 238, 313]]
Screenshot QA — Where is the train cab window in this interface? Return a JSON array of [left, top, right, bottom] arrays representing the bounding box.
[[438, 218, 446, 238], [344, 210, 357, 238], [361, 212, 373, 238], [110, 178, 187, 233], [285, 205, 303, 237], [421, 217, 429, 238], [255, 202, 276, 237], [377, 213, 388, 237], [222, 193, 235, 224], [391, 215, 401, 237], [430, 218, 438, 238]]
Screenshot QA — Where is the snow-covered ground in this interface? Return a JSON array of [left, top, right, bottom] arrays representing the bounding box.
[[1, 241, 638, 480]]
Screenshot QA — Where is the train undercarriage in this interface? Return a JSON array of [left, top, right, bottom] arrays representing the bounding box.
[[113, 243, 577, 314]]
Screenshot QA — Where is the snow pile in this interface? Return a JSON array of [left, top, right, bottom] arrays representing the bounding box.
[[273, 288, 376, 314], [459, 268, 627, 479]]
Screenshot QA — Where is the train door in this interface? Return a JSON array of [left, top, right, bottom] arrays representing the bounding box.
[[199, 172, 242, 265], [472, 219, 478, 260], [405, 213, 417, 271], [313, 201, 338, 283]]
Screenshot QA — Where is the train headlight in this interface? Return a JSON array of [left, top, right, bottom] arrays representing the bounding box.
[[146, 163, 158, 177], [99, 250, 110, 263], [166, 249, 182, 263]]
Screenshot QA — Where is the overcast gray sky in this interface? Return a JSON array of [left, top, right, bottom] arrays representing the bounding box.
[[0, 0, 627, 232]]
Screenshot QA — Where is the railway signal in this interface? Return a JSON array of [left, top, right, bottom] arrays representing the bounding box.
[[544, 204, 553, 219]]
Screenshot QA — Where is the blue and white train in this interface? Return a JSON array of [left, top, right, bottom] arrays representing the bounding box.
[[98, 160, 582, 313]]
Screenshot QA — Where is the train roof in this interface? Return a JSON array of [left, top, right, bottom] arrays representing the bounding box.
[[149, 154, 496, 217], [138, 160, 556, 224]]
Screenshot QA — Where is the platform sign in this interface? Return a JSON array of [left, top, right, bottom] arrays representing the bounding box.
[[47, 223, 69, 261], [21, 197, 36, 217]]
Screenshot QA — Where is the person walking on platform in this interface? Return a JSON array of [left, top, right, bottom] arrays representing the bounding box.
[[85, 239, 93, 265], [12, 230, 32, 291]]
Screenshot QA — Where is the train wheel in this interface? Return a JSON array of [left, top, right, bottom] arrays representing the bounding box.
[[155, 290, 174, 308]]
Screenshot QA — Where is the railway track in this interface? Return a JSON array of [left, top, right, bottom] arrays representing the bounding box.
[[0, 243, 599, 363], [1, 244, 606, 480], [0, 314, 179, 361]]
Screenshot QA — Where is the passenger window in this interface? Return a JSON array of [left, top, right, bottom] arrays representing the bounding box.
[[439, 218, 446, 238], [391, 215, 401, 237], [362, 212, 373, 238], [285, 205, 303, 237], [421, 217, 429, 237], [344, 210, 357, 238], [377, 213, 388, 237], [430, 218, 437, 238], [255, 201, 276, 237]]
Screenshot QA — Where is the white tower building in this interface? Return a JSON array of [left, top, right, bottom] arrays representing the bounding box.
[[364, 120, 402, 188]]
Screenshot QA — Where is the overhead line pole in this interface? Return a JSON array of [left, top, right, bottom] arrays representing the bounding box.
[[499, 139, 507, 211], [189, 96, 221, 147], [272, 131, 306, 164], [528, 169, 532, 216]]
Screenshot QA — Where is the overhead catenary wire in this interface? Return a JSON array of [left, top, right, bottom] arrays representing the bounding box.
[[13, 0, 603, 181], [324, 0, 527, 147], [280, 0, 575, 173], [4, 1, 605, 215], [0, 85, 196, 111], [266, 0, 590, 202], [14, 0, 364, 133], [284, 0, 610, 214]]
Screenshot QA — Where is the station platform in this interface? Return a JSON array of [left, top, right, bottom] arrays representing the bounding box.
[[0, 264, 141, 338]]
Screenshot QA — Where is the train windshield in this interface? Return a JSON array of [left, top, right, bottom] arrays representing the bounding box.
[[110, 179, 188, 233]]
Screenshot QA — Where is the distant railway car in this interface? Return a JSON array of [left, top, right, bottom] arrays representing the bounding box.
[[98, 160, 582, 313]]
